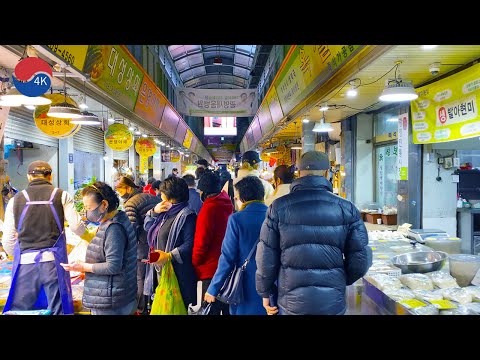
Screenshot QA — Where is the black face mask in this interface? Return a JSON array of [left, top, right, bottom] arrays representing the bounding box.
[[86, 204, 106, 223]]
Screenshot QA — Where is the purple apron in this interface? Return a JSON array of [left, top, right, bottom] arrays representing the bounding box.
[[3, 188, 74, 315]]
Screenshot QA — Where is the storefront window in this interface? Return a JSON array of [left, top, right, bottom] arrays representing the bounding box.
[[458, 150, 480, 168], [373, 105, 405, 209], [375, 144, 398, 207]]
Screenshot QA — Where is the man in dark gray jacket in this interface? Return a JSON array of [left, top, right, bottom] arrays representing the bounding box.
[[255, 151, 372, 315], [115, 176, 160, 314]]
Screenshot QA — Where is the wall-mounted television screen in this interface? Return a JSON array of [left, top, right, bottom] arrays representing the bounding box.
[[204, 116, 237, 136]]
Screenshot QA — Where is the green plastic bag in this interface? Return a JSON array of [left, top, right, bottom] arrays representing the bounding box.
[[150, 260, 187, 315]]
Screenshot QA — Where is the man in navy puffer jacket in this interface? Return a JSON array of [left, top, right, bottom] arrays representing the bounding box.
[[255, 151, 372, 315]]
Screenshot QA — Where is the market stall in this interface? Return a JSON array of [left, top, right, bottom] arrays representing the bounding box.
[[349, 229, 480, 315]]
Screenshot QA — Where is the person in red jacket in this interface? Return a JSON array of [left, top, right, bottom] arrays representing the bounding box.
[[193, 171, 233, 315], [143, 177, 157, 196]]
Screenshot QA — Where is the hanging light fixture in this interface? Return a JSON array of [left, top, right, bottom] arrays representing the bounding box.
[[379, 61, 418, 102], [312, 114, 334, 132], [379, 79, 418, 102], [70, 111, 102, 125], [319, 102, 329, 111], [47, 67, 82, 118]]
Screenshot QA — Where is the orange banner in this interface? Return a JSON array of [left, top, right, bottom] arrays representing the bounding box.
[[134, 70, 167, 128]]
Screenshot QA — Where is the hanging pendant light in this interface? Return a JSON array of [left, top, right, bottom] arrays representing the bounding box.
[[47, 67, 82, 118], [70, 111, 101, 125], [312, 114, 334, 132], [379, 79, 418, 102]]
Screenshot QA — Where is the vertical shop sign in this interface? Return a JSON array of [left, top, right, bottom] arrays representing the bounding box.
[[135, 138, 157, 174], [82, 45, 144, 111], [378, 147, 385, 198], [183, 129, 194, 149], [397, 113, 409, 180]]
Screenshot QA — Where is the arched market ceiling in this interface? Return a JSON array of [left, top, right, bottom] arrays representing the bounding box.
[[167, 45, 266, 89]]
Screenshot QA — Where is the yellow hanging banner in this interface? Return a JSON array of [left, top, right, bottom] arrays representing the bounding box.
[[34, 93, 81, 138], [412, 63, 480, 144], [139, 155, 149, 174], [104, 123, 133, 151], [135, 138, 156, 174]]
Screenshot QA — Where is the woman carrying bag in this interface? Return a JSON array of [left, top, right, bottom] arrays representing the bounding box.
[[144, 177, 197, 314], [204, 176, 267, 315]]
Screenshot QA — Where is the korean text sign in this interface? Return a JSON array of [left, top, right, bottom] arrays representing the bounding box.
[[412, 63, 480, 144]]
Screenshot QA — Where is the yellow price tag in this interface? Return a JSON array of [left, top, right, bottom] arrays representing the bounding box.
[[399, 299, 427, 309], [429, 299, 457, 310], [378, 240, 388, 243], [371, 247, 377, 251]]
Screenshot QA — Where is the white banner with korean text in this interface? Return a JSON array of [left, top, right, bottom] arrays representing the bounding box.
[[175, 88, 258, 117]]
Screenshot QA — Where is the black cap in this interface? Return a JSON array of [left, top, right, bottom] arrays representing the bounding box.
[[27, 161, 52, 175], [197, 172, 221, 194], [196, 159, 209, 167], [242, 151, 261, 165], [298, 151, 330, 171]]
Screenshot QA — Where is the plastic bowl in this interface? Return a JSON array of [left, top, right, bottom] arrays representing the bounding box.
[[448, 254, 480, 287]]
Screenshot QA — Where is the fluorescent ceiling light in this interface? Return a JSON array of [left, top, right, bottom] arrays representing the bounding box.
[[79, 102, 88, 110], [302, 118, 310, 123], [387, 117, 399, 122], [128, 126, 135, 131], [379, 80, 418, 102], [142, 134, 148, 138], [421, 45, 438, 50], [312, 118, 334, 132], [319, 104, 329, 111], [135, 130, 141, 135], [0, 87, 52, 106], [47, 102, 83, 118]]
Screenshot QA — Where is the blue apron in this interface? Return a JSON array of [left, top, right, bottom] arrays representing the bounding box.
[[3, 188, 74, 315]]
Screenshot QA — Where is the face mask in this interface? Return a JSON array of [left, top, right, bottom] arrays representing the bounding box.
[[86, 203, 106, 223], [120, 192, 130, 200]]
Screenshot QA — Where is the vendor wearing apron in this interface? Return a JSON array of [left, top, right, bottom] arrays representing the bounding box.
[[1, 161, 90, 315]]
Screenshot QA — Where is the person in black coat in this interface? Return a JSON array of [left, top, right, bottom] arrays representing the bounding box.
[[255, 151, 372, 315], [115, 176, 160, 314]]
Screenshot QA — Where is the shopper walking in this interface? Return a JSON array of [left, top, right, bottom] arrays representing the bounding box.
[[143, 177, 157, 196], [182, 174, 203, 215], [115, 176, 160, 315], [193, 172, 233, 315], [256, 151, 372, 315], [2, 161, 92, 315], [204, 176, 267, 315], [168, 168, 179, 178], [265, 165, 295, 206], [223, 151, 274, 206], [61, 181, 137, 315], [144, 177, 197, 310]]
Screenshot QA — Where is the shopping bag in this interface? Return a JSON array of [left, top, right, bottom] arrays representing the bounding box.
[[150, 260, 187, 315]]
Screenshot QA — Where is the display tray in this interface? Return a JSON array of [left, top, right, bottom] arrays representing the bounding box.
[[362, 278, 415, 315]]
